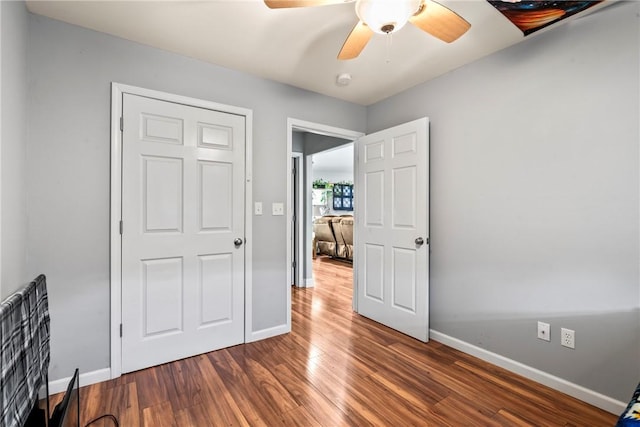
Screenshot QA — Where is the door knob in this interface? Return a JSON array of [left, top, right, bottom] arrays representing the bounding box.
[[234, 238, 243, 247], [415, 237, 424, 246]]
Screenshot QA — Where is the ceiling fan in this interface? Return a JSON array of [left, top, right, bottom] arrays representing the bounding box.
[[264, 0, 471, 60]]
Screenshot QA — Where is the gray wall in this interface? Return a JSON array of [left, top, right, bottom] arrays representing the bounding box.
[[15, 0, 639, 405], [0, 1, 29, 299], [368, 2, 640, 401], [292, 131, 304, 153], [303, 132, 351, 156], [26, 14, 366, 380]]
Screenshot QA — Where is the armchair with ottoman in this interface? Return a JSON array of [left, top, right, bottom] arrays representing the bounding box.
[[313, 215, 353, 261]]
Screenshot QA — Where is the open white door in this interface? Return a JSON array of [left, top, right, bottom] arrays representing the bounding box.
[[355, 118, 429, 341], [120, 93, 246, 373]]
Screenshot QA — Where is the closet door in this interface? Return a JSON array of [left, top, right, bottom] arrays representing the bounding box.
[[120, 93, 246, 373]]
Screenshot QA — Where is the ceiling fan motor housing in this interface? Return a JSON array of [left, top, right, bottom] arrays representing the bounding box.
[[355, 0, 423, 34]]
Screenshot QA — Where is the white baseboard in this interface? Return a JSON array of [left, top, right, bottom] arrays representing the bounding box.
[[246, 323, 289, 343], [429, 330, 626, 415], [45, 367, 111, 396], [304, 278, 314, 287]]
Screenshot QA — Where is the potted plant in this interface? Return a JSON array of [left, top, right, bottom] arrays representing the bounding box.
[[312, 178, 329, 189]]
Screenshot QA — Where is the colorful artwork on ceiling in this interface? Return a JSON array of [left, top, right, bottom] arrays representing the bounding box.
[[487, 1, 603, 36]]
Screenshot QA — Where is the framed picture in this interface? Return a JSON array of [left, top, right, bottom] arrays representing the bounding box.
[[333, 184, 353, 211]]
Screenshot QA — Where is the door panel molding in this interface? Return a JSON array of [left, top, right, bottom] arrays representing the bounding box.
[[110, 83, 253, 378], [355, 117, 429, 341]]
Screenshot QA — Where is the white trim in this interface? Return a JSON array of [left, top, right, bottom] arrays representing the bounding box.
[[291, 153, 304, 288], [286, 118, 364, 323], [351, 137, 359, 312], [289, 119, 364, 141], [109, 84, 123, 378], [304, 155, 314, 288], [246, 323, 290, 343], [47, 368, 111, 395], [244, 106, 254, 350], [110, 83, 253, 379], [429, 329, 626, 415]]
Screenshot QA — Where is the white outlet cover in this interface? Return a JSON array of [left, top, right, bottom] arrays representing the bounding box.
[[537, 321, 550, 342], [272, 202, 284, 216], [561, 328, 575, 349]]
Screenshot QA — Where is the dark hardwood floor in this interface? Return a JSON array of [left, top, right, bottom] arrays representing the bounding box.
[[66, 256, 616, 426]]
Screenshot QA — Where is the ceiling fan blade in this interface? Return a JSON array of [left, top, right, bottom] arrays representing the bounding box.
[[338, 21, 374, 60], [409, 0, 471, 43], [264, 0, 351, 9]]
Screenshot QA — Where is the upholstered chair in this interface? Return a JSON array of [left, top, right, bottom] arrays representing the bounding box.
[[313, 215, 337, 258]]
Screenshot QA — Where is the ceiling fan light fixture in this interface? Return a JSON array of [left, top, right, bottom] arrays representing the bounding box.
[[355, 0, 422, 34]]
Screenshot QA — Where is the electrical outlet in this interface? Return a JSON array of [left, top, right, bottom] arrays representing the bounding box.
[[272, 202, 284, 216], [561, 328, 575, 349], [537, 321, 550, 341]]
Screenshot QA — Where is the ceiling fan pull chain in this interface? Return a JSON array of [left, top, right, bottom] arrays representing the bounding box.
[[385, 32, 392, 63]]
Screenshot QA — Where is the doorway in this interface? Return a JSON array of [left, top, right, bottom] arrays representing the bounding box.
[[286, 117, 430, 342], [286, 119, 363, 308]]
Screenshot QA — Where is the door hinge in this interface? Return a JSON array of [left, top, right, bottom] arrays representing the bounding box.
[[292, 261, 296, 268], [119, 220, 123, 235], [119, 323, 123, 337], [120, 117, 123, 132]]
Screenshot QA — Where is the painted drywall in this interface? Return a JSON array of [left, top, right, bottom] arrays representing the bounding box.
[[26, 13, 366, 380], [292, 131, 304, 153], [312, 143, 354, 185], [368, 2, 640, 402], [303, 132, 351, 156], [0, 1, 3, 298], [1, 1, 29, 299]]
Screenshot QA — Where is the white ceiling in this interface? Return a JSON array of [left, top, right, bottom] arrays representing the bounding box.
[[26, 0, 613, 106]]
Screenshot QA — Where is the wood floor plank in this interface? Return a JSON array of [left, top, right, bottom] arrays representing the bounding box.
[[492, 408, 537, 426], [192, 354, 251, 426], [74, 256, 617, 426], [141, 401, 177, 427], [272, 361, 350, 426]]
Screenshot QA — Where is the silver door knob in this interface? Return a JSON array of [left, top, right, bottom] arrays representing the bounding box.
[[415, 237, 424, 246], [234, 238, 243, 247]]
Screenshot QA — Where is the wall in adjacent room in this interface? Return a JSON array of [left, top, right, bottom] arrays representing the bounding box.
[[368, 2, 640, 402], [27, 13, 366, 380]]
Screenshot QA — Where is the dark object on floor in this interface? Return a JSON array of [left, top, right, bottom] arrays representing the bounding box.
[[617, 383, 640, 426], [49, 369, 79, 427]]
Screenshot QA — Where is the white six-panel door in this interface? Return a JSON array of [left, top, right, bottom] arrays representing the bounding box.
[[356, 118, 429, 341], [121, 93, 245, 373]]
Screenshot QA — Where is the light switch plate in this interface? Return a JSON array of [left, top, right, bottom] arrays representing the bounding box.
[[254, 202, 263, 215], [272, 202, 284, 216]]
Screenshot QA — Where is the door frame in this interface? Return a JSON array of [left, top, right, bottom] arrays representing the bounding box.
[[291, 153, 304, 288], [110, 83, 253, 379], [286, 118, 363, 314]]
